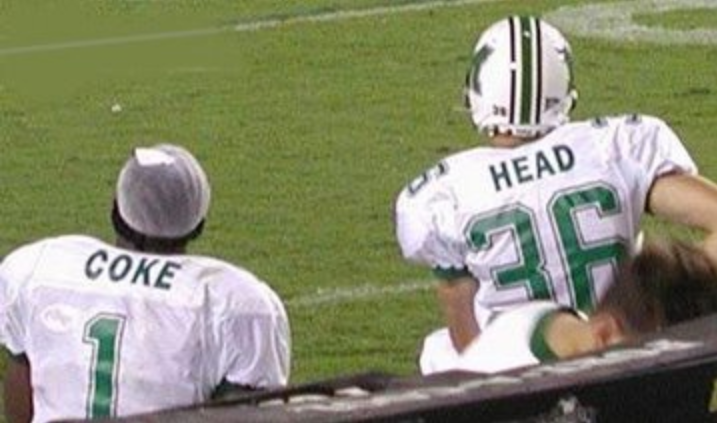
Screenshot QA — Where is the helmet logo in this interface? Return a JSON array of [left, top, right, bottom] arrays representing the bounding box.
[[556, 46, 577, 95], [469, 44, 494, 95]]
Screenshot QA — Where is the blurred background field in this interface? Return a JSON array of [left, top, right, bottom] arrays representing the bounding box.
[[1, 0, 717, 392]]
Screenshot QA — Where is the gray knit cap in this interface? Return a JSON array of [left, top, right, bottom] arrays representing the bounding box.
[[116, 144, 211, 239]]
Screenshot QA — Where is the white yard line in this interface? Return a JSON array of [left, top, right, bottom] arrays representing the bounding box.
[[286, 279, 435, 308], [0, 28, 225, 56], [544, 0, 717, 45], [231, 0, 499, 30], [0, 0, 499, 57], [4, 0, 713, 56]]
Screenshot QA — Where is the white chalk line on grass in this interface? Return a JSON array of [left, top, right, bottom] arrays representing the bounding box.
[[3, 0, 715, 57], [544, 0, 717, 45], [0, 27, 226, 56], [0, 0, 498, 57], [232, 0, 497, 30], [286, 279, 435, 308]]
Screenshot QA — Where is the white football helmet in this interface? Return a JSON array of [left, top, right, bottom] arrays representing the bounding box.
[[465, 16, 578, 138]]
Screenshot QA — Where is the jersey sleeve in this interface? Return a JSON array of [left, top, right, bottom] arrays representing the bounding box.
[[622, 115, 697, 179], [394, 174, 469, 275], [218, 281, 291, 389], [0, 242, 45, 355]]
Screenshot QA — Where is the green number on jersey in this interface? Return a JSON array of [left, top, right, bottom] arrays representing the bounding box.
[[467, 205, 552, 300], [83, 314, 126, 418], [551, 184, 627, 310], [466, 183, 627, 313], [407, 162, 448, 195]]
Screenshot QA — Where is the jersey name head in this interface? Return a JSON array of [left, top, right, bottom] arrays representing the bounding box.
[[85, 248, 181, 290], [489, 144, 575, 192]]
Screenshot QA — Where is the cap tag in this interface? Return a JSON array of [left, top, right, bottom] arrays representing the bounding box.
[[134, 148, 176, 166]]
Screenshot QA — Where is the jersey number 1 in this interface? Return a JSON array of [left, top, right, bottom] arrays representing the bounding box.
[[83, 314, 126, 418]]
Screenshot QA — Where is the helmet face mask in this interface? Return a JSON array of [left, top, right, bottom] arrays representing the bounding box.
[[465, 16, 578, 139]]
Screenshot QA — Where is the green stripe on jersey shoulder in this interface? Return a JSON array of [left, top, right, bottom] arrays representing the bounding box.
[[432, 266, 472, 281]]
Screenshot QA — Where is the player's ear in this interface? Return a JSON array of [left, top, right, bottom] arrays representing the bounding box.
[[590, 313, 626, 349]]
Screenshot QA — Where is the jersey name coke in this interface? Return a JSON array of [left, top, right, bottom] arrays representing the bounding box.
[[84, 249, 181, 290]]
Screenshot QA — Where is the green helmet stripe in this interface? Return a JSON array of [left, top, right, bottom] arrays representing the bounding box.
[[508, 17, 518, 125], [518, 16, 538, 125], [534, 18, 543, 125]]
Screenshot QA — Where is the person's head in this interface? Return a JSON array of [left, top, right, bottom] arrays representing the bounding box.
[[112, 143, 211, 254], [589, 238, 717, 347], [464, 15, 577, 145]]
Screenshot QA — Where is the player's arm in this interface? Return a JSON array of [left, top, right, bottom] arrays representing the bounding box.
[[0, 251, 35, 423], [395, 164, 482, 350], [435, 273, 480, 353], [3, 353, 32, 423], [220, 285, 291, 393], [396, 180, 478, 352], [622, 116, 717, 261], [648, 173, 717, 266]]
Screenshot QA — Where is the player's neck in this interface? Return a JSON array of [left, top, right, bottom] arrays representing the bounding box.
[[490, 134, 536, 148], [115, 236, 187, 255]]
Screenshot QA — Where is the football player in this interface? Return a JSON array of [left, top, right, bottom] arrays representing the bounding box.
[[454, 238, 717, 374], [0, 144, 290, 422], [394, 15, 717, 372]]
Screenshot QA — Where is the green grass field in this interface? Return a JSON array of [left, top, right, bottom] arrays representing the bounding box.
[[1, 0, 717, 400]]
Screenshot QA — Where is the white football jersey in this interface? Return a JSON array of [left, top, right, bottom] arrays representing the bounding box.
[[0, 235, 290, 422], [455, 301, 566, 374], [396, 115, 696, 327]]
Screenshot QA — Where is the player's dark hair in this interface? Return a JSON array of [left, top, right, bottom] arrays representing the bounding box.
[[599, 238, 717, 334], [111, 200, 204, 254]]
